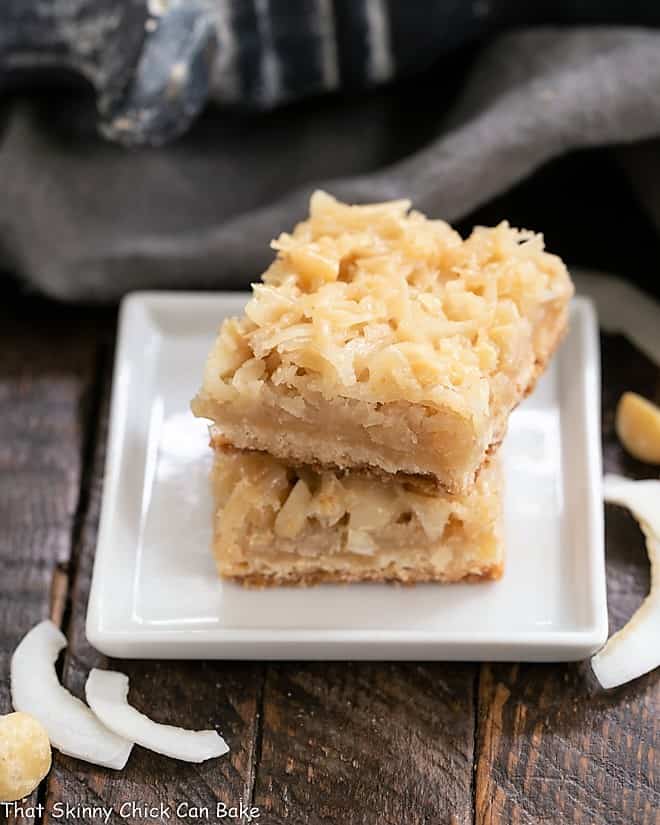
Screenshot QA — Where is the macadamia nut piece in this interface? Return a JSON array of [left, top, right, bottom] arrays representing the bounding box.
[[616, 392, 660, 465], [0, 712, 52, 802]]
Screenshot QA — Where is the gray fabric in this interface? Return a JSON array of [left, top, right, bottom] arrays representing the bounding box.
[[4, 26, 660, 301]]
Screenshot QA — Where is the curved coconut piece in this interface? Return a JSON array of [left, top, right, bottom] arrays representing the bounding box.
[[591, 475, 660, 689], [10, 621, 133, 769], [85, 669, 229, 762]]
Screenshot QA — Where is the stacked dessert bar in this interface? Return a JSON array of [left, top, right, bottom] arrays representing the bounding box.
[[192, 192, 573, 586]]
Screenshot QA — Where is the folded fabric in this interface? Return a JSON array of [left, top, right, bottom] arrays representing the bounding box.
[[3, 28, 660, 300]]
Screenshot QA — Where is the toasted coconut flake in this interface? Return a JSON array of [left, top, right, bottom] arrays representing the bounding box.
[[10, 622, 133, 769], [85, 670, 229, 763], [591, 476, 660, 689]]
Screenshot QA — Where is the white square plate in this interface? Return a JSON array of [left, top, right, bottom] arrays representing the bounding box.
[[86, 292, 607, 660]]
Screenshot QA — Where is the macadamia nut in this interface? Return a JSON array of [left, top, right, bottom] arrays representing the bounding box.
[[0, 712, 52, 802], [616, 392, 660, 465]]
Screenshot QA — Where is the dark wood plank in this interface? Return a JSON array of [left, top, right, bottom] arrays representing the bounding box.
[[475, 661, 658, 825], [474, 333, 660, 825], [0, 317, 98, 824], [252, 662, 477, 825], [43, 347, 264, 825]]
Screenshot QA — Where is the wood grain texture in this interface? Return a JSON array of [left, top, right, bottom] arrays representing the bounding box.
[[475, 662, 658, 825], [474, 333, 660, 825], [42, 348, 265, 825], [0, 317, 97, 825], [252, 662, 477, 825], [3, 315, 658, 825]]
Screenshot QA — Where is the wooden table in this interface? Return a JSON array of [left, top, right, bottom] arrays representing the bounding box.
[[0, 297, 657, 825]]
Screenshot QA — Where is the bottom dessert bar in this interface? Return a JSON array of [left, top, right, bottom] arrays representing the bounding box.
[[210, 446, 504, 587]]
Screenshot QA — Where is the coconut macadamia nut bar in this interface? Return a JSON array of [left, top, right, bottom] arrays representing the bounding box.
[[210, 443, 503, 587], [192, 191, 572, 494]]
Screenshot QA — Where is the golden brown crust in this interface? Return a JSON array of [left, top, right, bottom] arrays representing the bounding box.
[[222, 560, 504, 589]]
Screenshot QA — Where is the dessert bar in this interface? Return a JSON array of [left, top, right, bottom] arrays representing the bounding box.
[[210, 441, 503, 587], [193, 191, 572, 493]]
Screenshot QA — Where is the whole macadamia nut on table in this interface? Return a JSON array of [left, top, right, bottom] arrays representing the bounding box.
[[0, 712, 52, 802]]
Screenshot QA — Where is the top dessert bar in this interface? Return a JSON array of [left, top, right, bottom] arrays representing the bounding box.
[[192, 191, 573, 493]]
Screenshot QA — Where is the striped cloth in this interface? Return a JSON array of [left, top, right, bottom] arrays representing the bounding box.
[[210, 0, 408, 107]]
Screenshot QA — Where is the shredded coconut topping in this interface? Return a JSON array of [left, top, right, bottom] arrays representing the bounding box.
[[204, 191, 572, 418]]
